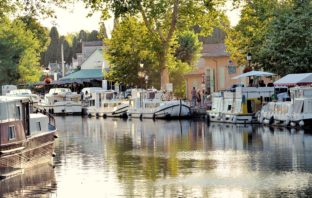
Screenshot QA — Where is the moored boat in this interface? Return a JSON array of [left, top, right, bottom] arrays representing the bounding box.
[[6, 89, 40, 108], [259, 86, 312, 128], [83, 88, 129, 118], [37, 88, 82, 115], [127, 89, 191, 119], [207, 86, 275, 124], [0, 96, 57, 179]]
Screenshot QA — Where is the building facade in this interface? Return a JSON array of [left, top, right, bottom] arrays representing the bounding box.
[[185, 43, 243, 100]]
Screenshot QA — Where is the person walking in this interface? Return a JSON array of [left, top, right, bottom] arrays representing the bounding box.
[[196, 90, 201, 107]]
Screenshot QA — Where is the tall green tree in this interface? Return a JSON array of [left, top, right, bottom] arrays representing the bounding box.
[[105, 17, 159, 87], [43, 26, 60, 66], [87, 30, 100, 41], [84, 0, 226, 90], [0, 18, 42, 84], [259, 0, 312, 75], [225, 0, 279, 68]]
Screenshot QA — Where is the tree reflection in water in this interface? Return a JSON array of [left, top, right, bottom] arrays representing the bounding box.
[[49, 117, 312, 197]]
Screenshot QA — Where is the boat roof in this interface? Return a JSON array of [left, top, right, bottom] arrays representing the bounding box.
[[0, 96, 29, 103], [7, 89, 32, 95], [48, 88, 72, 94]]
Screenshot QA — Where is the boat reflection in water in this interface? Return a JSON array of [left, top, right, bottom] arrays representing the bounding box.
[[51, 117, 312, 197], [0, 163, 56, 197]]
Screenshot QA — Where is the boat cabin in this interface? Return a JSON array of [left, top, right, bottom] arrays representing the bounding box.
[[0, 97, 30, 147]]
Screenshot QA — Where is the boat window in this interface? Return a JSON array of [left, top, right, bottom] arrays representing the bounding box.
[[16, 106, 21, 120], [36, 122, 41, 131], [106, 93, 113, 100], [227, 105, 232, 111], [8, 125, 16, 140]]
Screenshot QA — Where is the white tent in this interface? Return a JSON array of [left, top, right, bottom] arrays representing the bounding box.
[[274, 73, 312, 86], [232, 71, 275, 79]]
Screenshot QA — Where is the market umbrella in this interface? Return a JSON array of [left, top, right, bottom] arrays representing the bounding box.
[[232, 70, 275, 79]]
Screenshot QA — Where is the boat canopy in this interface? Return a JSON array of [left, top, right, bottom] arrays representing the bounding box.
[[274, 73, 312, 86], [232, 70, 275, 79]]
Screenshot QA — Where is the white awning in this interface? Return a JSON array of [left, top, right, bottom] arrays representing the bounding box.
[[232, 71, 275, 79]]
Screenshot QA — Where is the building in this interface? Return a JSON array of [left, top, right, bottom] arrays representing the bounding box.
[[185, 29, 243, 100], [61, 42, 109, 82], [72, 41, 104, 69]]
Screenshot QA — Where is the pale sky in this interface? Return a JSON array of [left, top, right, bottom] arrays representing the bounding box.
[[41, 2, 240, 36]]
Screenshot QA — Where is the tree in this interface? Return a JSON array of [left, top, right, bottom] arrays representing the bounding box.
[[18, 16, 50, 51], [104, 17, 159, 87], [174, 31, 202, 66], [84, 0, 226, 89], [0, 18, 42, 84], [87, 30, 100, 41], [258, 1, 312, 75], [43, 26, 60, 66], [225, 0, 279, 68]]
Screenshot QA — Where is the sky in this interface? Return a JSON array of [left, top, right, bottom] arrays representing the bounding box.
[[41, 2, 240, 36]]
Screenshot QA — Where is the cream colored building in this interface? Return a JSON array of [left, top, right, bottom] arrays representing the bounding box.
[[185, 43, 243, 100]]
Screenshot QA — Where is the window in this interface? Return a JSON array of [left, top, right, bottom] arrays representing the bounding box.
[[36, 122, 41, 131], [16, 106, 21, 120], [8, 125, 16, 140]]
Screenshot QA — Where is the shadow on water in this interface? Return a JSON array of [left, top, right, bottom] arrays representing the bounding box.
[[37, 117, 312, 197]]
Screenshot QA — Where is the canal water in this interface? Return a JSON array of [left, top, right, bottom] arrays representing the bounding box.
[[1, 116, 312, 197]]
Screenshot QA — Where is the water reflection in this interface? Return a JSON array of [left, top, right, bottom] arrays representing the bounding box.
[[5, 117, 312, 197], [0, 164, 56, 197]]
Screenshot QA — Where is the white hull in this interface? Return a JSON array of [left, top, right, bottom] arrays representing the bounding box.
[[86, 104, 128, 117], [37, 102, 82, 115], [128, 100, 190, 119], [208, 112, 253, 124]]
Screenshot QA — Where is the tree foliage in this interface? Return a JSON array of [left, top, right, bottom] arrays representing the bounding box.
[[41, 27, 101, 66], [104, 17, 159, 87], [105, 16, 202, 97], [259, 1, 312, 75], [225, 0, 279, 67], [0, 18, 42, 84], [226, 0, 312, 76]]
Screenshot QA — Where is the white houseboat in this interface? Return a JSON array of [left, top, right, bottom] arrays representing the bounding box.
[[127, 89, 191, 119], [6, 89, 40, 106], [207, 86, 275, 124], [84, 89, 129, 117], [259, 86, 312, 128], [0, 96, 57, 179], [37, 88, 82, 115]]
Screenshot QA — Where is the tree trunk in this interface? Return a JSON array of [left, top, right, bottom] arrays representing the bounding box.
[[159, 44, 170, 90]]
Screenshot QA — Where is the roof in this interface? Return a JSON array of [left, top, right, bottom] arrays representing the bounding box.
[[0, 96, 29, 103], [201, 43, 229, 57], [274, 73, 312, 86], [80, 49, 104, 69], [60, 69, 103, 81], [83, 41, 103, 47]]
